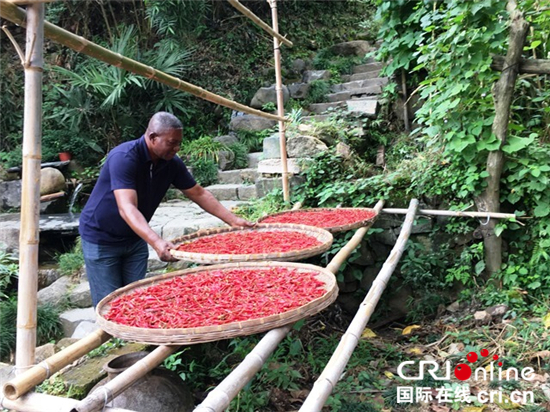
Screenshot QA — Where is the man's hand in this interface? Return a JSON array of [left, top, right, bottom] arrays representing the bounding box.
[[228, 216, 255, 228], [153, 238, 178, 262]]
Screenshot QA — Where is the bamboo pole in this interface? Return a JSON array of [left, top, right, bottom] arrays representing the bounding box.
[[381, 208, 523, 220], [39, 191, 65, 202], [193, 201, 384, 412], [268, 0, 290, 202], [72, 345, 179, 412], [3, 329, 111, 400], [15, 0, 43, 376], [227, 0, 292, 48], [300, 199, 419, 412], [0, 391, 133, 412], [326, 200, 385, 275], [0, 1, 285, 122], [193, 325, 293, 412]]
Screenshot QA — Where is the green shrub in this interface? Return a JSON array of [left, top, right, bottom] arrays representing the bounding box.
[[57, 238, 85, 276], [190, 157, 218, 187], [227, 142, 249, 170], [236, 129, 271, 153], [180, 135, 227, 162], [0, 249, 18, 299], [0, 298, 63, 361], [305, 80, 331, 104]]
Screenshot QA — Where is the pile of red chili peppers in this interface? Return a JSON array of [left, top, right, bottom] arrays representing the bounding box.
[[261, 209, 376, 228], [103, 268, 326, 329], [176, 230, 322, 254]]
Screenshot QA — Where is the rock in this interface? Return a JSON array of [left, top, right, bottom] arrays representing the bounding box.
[[69, 282, 92, 308], [263, 134, 282, 159], [59, 307, 96, 337], [35, 343, 56, 363], [37, 275, 73, 307], [257, 158, 305, 175], [204, 184, 240, 201], [371, 229, 398, 246], [288, 83, 310, 100], [217, 150, 234, 171], [247, 152, 263, 169], [0, 180, 22, 211], [214, 134, 238, 146], [291, 58, 306, 74], [346, 99, 379, 117], [286, 135, 328, 158], [237, 184, 257, 200], [250, 84, 289, 109], [40, 167, 66, 195], [302, 70, 331, 83], [486, 304, 509, 317], [330, 40, 374, 57], [229, 115, 277, 132], [474, 310, 492, 324], [38, 267, 63, 290], [255, 176, 305, 198], [335, 142, 352, 159], [71, 321, 100, 339], [446, 301, 461, 313]]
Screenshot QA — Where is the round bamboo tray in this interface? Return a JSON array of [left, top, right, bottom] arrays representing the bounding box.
[[169, 223, 333, 264], [258, 208, 378, 233], [95, 261, 338, 345]]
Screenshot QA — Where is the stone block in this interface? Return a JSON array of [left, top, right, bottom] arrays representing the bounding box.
[[287, 135, 328, 158], [257, 158, 304, 175], [353, 62, 384, 74], [214, 134, 238, 145], [230, 115, 277, 132], [37, 275, 73, 307], [330, 40, 374, 57], [217, 170, 243, 185], [59, 307, 96, 337], [217, 150, 234, 171], [255, 176, 304, 198], [0, 180, 21, 211], [349, 70, 382, 82], [238, 184, 257, 200], [263, 134, 282, 159], [71, 321, 100, 339], [302, 70, 331, 83], [69, 282, 92, 308], [346, 99, 379, 117], [250, 84, 289, 109], [308, 102, 345, 115], [288, 83, 310, 100], [204, 184, 240, 201], [247, 152, 263, 169]]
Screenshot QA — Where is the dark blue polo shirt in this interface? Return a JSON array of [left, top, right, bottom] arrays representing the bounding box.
[[79, 136, 196, 244]]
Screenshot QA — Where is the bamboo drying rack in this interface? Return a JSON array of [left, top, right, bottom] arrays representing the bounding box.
[[95, 261, 338, 345], [170, 224, 333, 264], [258, 207, 378, 233]]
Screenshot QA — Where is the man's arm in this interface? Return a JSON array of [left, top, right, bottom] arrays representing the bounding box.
[[114, 189, 177, 261], [182, 184, 253, 227]]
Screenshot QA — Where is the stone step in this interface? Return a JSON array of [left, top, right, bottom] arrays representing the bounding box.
[[307, 101, 345, 114], [346, 99, 379, 117], [205, 183, 257, 201], [217, 168, 259, 185], [327, 85, 382, 103], [341, 70, 382, 83], [247, 152, 262, 169], [300, 114, 331, 123], [331, 77, 388, 93], [353, 62, 384, 74]]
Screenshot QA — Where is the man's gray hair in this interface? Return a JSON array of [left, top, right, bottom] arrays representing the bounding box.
[[148, 112, 183, 132]]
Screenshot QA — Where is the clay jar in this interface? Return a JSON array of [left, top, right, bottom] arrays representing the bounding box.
[[90, 351, 194, 412]]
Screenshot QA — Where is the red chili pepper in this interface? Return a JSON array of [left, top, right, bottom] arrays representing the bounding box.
[[103, 268, 326, 329], [261, 209, 376, 229], [176, 231, 322, 255]]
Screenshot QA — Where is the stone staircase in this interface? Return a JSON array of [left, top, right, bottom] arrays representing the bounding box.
[[307, 61, 386, 117], [204, 57, 388, 202]]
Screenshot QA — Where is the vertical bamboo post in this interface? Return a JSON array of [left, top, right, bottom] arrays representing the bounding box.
[[299, 199, 419, 412], [15, 1, 44, 374], [268, 0, 290, 202]]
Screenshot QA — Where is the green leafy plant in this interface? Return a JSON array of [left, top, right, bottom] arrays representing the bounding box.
[[180, 135, 228, 162], [0, 249, 18, 299], [227, 142, 249, 170], [189, 157, 218, 187], [305, 80, 331, 105], [57, 238, 84, 276]]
